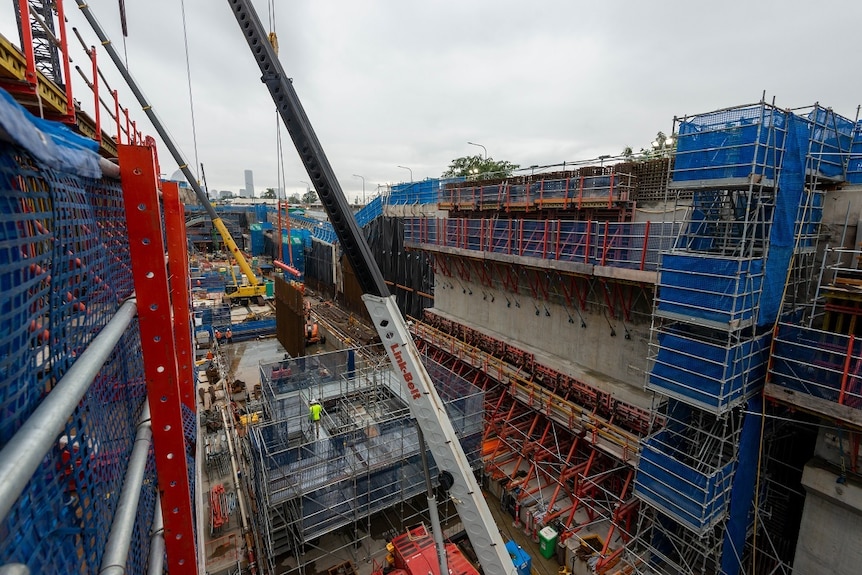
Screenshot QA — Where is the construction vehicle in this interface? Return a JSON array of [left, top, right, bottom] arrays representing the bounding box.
[[373, 525, 480, 575], [225, 3, 518, 575]]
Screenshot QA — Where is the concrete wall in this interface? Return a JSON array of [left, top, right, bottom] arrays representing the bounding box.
[[793, 459, 862, 575], [433, 276, 650, 389]]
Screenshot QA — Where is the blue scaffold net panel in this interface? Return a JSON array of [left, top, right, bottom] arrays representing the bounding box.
[[649, 330, 769, 411], [721, 396, 764, 575], [0, 137, 162, 572], [771, 325, 862, 406], [634, 435, 735, 532], [658, 255, 762, 325], [760, 114, 808, 325], [672, 105, 787, 183], [388, 179, 450, 205], [806, 106, 854, 178]]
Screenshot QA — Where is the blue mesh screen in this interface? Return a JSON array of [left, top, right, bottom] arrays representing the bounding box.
[[649, 329, 770, 412], [658, 255, 762, 324], [0, 144, 160, 573], [672, 104, 787, 183], [847, 121, 862, 184], [635, 432, 735, 532]]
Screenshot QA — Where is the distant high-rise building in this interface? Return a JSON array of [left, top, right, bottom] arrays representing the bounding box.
[[244, 169, 255, 198]]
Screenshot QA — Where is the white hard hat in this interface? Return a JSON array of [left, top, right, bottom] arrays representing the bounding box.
[[310, 398, 319, 404]]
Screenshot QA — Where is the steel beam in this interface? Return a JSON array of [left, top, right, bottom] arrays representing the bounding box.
[[118, 144, 197, 574]]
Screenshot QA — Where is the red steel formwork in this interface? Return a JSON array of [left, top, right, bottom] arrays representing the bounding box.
[[412, 317, 651, 567], [118, 144, 197, 574]]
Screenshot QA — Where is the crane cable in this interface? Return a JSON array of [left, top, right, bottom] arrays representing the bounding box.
[[268, 2, 294, 267], [179, 0, 200, 183]]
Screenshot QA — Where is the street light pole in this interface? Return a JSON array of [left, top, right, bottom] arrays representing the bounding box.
[[353, 174, 366, 205], [397, 165, 413, 182], [300, 180, 311, 204], [467, 141, 487, 160]]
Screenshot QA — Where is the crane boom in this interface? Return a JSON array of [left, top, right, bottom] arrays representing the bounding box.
[[225, 2, 516, 575], [75, 1, 264, 298]]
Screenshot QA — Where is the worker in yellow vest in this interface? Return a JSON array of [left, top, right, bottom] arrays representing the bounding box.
[[309, 398, 322, 438]]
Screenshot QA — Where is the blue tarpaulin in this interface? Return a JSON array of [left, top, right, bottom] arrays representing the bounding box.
[[0, 87, 101, 178]]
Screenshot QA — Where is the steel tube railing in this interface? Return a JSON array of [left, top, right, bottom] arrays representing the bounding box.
[[100, 403, 152, 575], [147, 494, 165, 575], [0, 298, 138, 523]]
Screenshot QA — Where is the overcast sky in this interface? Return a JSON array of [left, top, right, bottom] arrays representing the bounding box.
[[4, 1, 862, 199]]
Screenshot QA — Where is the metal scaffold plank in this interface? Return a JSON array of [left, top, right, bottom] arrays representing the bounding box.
[[118, 144, 197, 574]]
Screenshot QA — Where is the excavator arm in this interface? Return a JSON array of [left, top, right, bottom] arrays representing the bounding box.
[[225, 2, 516, 575]]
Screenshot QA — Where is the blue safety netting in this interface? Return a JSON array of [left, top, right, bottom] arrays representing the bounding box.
[[0, 87, 101, 179], [760, 114, 809, 325], [356, 195, 383, 227], [847, 121, 862, 184], [771, 324, 862, 407], [388, 178, 460, 205], [0, 140, 159, 572], [648, 328, 770, 412], [672, 104, 787, 183], [635, 429, 735, 533], [806, 106, 854, 179], [721, 396, 763, 575], [657, 255, 763, 325]]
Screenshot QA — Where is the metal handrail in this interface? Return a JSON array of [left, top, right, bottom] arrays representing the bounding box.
[[0, 298, 137, 523]]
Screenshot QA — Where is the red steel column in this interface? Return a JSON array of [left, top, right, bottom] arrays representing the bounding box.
[[162, 181, 196, 412], [118, 144, 197, 574], [16, 0, 38, 89], [55, 0, 77, 122]]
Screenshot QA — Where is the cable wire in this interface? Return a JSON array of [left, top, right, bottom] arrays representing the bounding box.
[[179, 0, 200, 182]]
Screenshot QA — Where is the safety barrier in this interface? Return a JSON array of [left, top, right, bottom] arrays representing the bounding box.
[[770, 323, 862, 409], [404, 218, 678, 272], [439, 172, 634, 211], [0, 143, 155, 572], [671, 102, 788, 187]]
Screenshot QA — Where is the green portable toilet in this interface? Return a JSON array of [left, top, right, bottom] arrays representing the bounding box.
[[265, 281, 274, 297], [538, 526, 558, 559]]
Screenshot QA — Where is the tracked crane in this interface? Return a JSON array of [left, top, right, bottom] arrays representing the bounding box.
[[224, 2, 517, 575]]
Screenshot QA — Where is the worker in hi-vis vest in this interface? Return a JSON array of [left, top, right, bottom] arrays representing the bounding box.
[[309, 398, 322, 437]]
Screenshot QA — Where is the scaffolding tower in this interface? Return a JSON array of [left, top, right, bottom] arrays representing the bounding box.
[[629, 98, 850, 575], [246, 349, 485, 575]]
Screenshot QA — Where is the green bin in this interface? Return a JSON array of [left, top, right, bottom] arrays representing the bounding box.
[[538, 526, 558, 559], [265, 281, 274, 297]]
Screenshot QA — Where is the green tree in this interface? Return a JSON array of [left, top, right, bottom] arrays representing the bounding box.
[[625, 131, 676, 160], [287, 194, 302, 204], [261, 187, 277, 199], [302, 189, 318, 204], [441, 155, 519, 180]]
